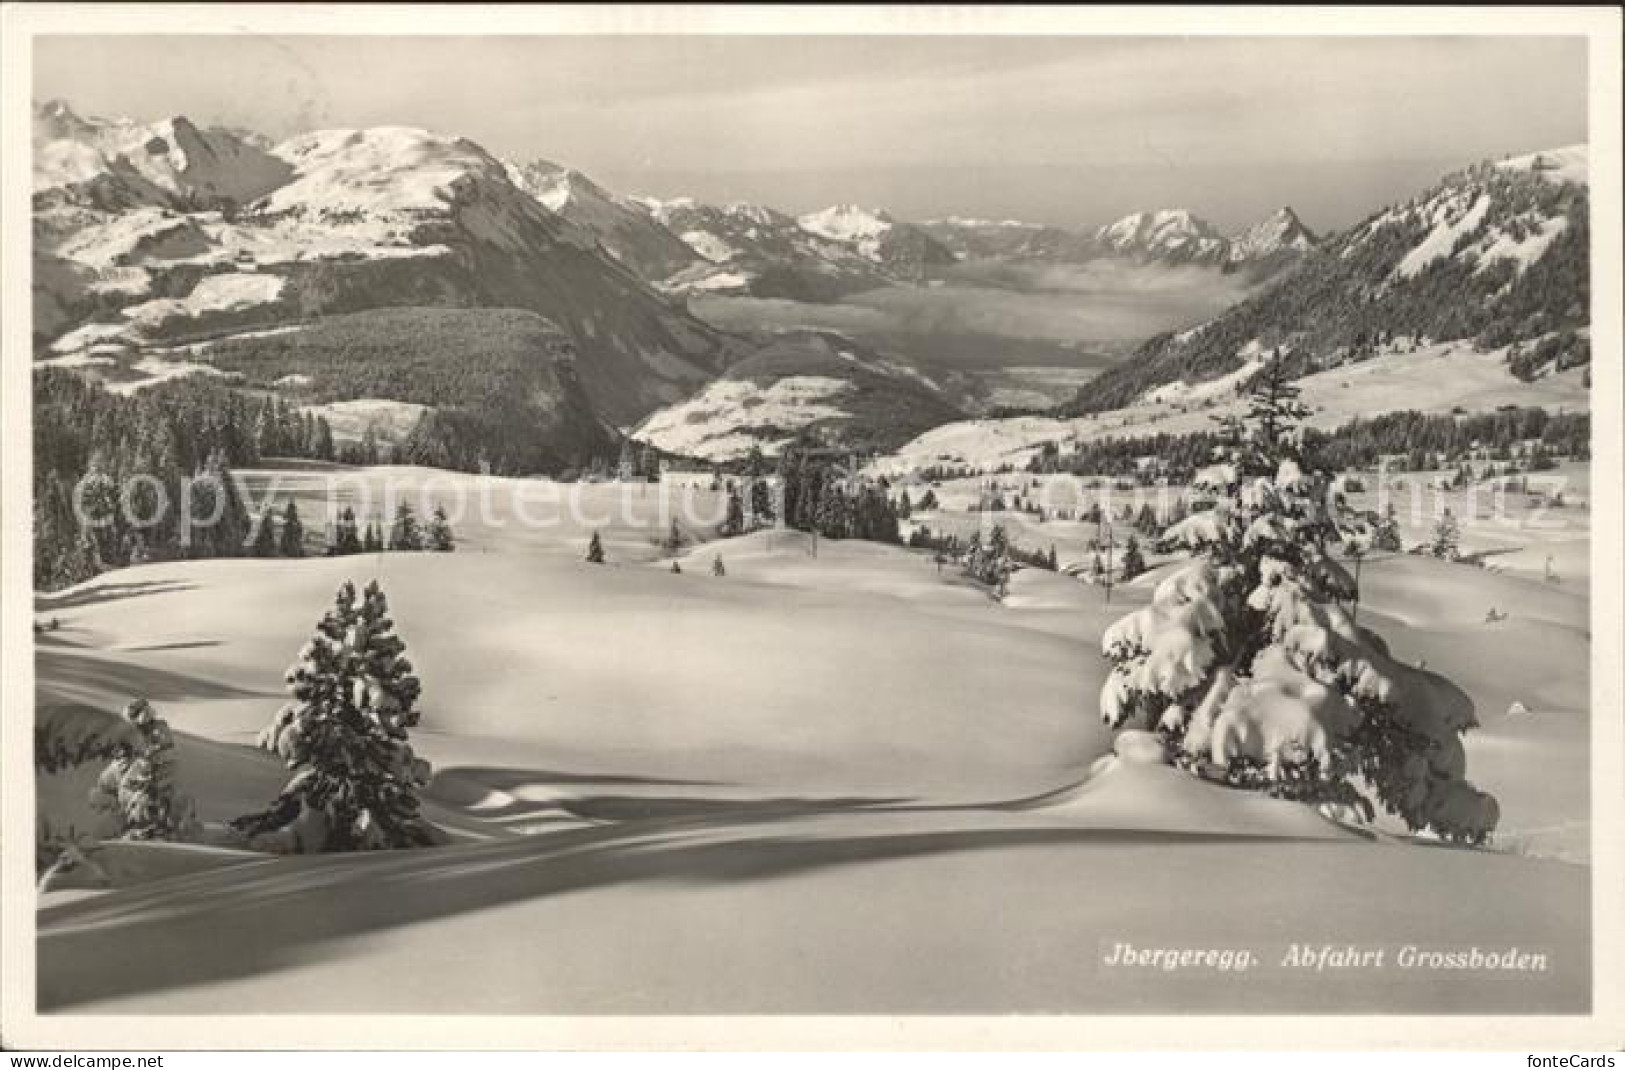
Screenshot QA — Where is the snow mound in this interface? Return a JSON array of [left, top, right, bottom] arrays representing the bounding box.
[[1112, 729, 1168, 765]]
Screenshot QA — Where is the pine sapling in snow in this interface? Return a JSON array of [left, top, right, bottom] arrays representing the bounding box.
[[1119, 535, 1147, 582], [235, 581, 437, 852], [426, 505, 455, 552], [721, 485, 745, 537], [1372, 503, 1402, 552], [1097, 357, 1499, 845], [1430, 508, 1462, 560], [88, 699, 199, 842], [388, 503, 423, 551], [279, 501, 305, 558]]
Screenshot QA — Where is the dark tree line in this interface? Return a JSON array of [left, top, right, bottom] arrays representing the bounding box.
[[33, 369, 464, 588], [1027, 405, 1588, 483], [34, 370, 341, 589], [774, 451, 901, 545]]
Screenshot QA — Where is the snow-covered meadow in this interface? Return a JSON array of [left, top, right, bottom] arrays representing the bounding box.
[[32, 462, 1591, 1013]]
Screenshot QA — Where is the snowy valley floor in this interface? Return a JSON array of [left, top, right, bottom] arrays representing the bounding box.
[[33, 475, 1592, 1014]]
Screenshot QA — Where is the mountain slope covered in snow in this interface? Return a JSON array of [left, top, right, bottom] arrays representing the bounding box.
[[33, 104, 738, 425], [506, 159, 702, 282], [633, 331, 964, 461], [637, 198, 956, 301], [1065, 148, 1590, 413]]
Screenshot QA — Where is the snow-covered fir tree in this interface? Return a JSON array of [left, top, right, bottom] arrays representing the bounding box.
[[187, 449, 252, 559], [1430, 508, 1462, 560], [426, 506, 455, 552], [1119, 535, 1147, 581], [1371, 503, 1403, 552], [721, 484, 745, 537], [1098, 356, 1499, 845], [329, 506, 362, 557], [279, 501, 305, 558], [749, 477, 775, 527], [250, 510, 278, 558], [388, 503, 423, 551], [89, 699, 199, 841], [236, 581, 436, 852]]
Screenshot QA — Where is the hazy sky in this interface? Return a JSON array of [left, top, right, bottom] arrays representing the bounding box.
[[35, 35, 1588, 231]]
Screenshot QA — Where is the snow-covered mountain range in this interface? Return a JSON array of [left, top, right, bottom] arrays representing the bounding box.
[[1065, 145, 1590, 414], [1091, 206, 1317, 269], [504, 159, 703, 284], [864, 145, 1591, 475], [31, 96, 1591, 473], [33, 103, 735, 425], [633, 198, 955, 300]]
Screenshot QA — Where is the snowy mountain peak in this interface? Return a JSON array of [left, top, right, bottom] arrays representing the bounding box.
[[505, 159, 611, 213], [798, 204, 896, 242], [723, 202, 791, 228], [33, 98, 99, 141], [1228, 206, 1318, 261], [265, 127, 516, 216], [1093, 208, 1232, 267], [1096, 208, 1222, 247], [630, 194, 697, 217], [33, 102, 293, 208]]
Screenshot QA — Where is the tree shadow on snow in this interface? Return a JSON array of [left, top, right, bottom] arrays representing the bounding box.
[[35, 580, 198, 613], [437, 764, 727, 790], [36, 650, 277, 705], [36, 817, 1324, 1012]]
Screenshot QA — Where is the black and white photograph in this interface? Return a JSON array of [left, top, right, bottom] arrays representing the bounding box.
[[2, 4, 1620, 1051]]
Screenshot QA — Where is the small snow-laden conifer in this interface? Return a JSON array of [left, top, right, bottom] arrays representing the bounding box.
[[1372, 503, 1402, 552], [88, 699, 199, 841], [1119, 535, 1147, 581], [329, 506, 362, 557], [721, 485, 745, 537], [388, 503, 423, 551], [749, 478, 775, 526], [1098, 356, 1498, 845], [426, 505, 455, 552], [1430, 508, 1461, 560], [250, 509, 279, 558], [236, 581, 436, 852], [279, 501, 306, 558]]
